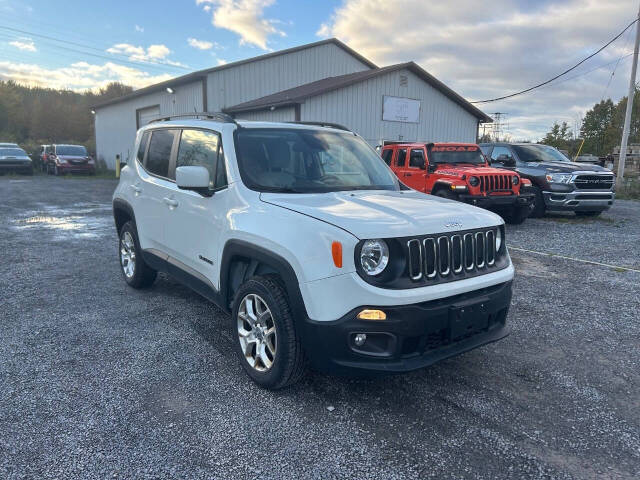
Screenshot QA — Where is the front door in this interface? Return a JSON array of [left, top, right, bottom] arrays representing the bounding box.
[[163, 128, 228, 288], [405, 147, 428, 192]]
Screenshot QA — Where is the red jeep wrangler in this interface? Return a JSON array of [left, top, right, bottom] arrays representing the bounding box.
[[381, 142, 534, 224]]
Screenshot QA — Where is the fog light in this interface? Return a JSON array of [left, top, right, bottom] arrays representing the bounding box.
[[357, 309, 386, 320], [354, 333, 367, 346]]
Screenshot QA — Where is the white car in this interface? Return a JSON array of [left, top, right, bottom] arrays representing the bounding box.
[[112, 114, 514, 389]]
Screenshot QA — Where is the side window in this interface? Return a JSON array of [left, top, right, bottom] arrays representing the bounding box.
[[146, 129, 176, 179], [176, 129, 221, 191], [409, 148, 425, 168], [396, 148, 407, 167], [381, 149, 393, 166], [137, 131, 150, 163], [215, 144, 227, 188], [491, 146, 512, 162]]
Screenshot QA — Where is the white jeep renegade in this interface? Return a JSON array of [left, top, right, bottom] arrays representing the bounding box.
[[113, 114, 515, 389]]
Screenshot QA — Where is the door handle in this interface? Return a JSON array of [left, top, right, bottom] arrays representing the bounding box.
[[163, 197, 179, 208], [405, 173, 412, 177], [130, 183, 142, 194]]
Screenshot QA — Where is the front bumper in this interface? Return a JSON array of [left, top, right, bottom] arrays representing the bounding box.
[[56, 163, 95, 173], [458, 192, 534, 209], [299, 281, 512, 374], [543, 190, 614, 211], [0, 162, 32, 173]]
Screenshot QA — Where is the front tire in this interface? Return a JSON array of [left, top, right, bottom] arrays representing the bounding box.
[[434, 189, 458, 201], [119, 221, 157, 288], [502, 204, 531, 224], [530, 186, 546, 218], [232, 276, 306, 389]]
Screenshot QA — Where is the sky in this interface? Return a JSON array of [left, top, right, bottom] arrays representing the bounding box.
[[0, 0, 638, 140]]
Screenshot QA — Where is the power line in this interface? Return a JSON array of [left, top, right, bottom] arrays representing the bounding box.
[[0, 25, 191, 72], [471, 18, 639, 104]]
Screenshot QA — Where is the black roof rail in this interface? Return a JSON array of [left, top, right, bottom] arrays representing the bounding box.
[[287, 121, 352, 132], [148, 112, 239, 126]]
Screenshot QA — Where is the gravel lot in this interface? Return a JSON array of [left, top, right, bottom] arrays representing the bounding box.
[[1, 176, 639, 479]]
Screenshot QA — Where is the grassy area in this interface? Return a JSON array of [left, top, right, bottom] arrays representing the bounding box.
[[616, 178, 640, 200]]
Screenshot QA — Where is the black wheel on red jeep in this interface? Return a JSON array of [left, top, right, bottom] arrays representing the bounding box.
[[434, 189, 458, 201], [529, 185, 546, 218], [502, 204, 531, 224]]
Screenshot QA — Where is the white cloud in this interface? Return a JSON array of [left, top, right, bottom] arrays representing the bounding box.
[[106, 43, 186, 67], [135, 24, 144, 33], [9, 37, 36, 52], [188, 37, 215, 50], [0, 60, 173, 91], [216, 58, 228, 65], [318, 0, 637, 140], [196, 0, 286, 50]]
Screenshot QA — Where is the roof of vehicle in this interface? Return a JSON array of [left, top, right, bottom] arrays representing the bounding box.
[[53, 144, 87, 147], [382, 142, 480, 147], [226, 62, 492, 123], [140, 118, 358, 133], [0, 142, 18, 146], [479, 142, 549, 147], [91, 38, 378, 110]]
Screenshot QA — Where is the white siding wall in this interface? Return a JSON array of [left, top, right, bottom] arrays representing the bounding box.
[[206, 43, 370, 111], [301, 69, 479, 146], [95, 80, 203, 169], [235, 107, 296, 123]]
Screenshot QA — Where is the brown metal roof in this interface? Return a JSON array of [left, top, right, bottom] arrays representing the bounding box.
[[91, 38, 377, 110], [224, 62, 492, 123]]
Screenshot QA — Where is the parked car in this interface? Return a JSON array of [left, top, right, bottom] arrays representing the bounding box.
[[113, 116, 515, 389], [479, 143, 615, 217], [44, 144, 95, 175], [574, 153, 600, 165], [0, 146, 33, 175], [381, 142, 534, 224]]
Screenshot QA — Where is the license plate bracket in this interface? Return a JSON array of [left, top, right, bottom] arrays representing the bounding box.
[[449, 296, 490, 341]]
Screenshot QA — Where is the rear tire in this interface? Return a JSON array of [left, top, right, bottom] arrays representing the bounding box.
[[232, 275, 306, 389], [576, 211, 601, 217], [529, 186, 546, 218], [119, 221, 157, 288]]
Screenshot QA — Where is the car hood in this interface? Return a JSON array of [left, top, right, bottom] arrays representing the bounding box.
[[260, 189, 502, 239], [524, 161, 612, 173]]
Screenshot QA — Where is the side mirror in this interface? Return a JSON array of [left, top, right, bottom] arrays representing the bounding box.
[[427, 163, 437, 173], [176, 165, 212, 195]]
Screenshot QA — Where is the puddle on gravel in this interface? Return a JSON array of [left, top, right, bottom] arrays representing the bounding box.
[[11, 202, 112, 240]]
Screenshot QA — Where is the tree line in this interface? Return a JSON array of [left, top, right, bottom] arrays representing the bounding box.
[[540, 87, 640, 157], [0, 81, 132, 157]]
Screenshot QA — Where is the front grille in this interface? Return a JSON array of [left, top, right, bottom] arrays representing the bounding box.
[[574, 174, 614, 190], [405, 227, 503, 284], [478, 174, 513, 193]]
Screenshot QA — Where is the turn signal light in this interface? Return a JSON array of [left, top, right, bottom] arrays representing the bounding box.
[[332, 241, 343, 268], [357, 309, 387, 320]]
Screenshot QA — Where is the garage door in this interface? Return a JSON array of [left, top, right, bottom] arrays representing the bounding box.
[[137, 105, 160, 128]]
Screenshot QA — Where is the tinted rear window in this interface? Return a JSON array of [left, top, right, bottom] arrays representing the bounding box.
[[146, 130, 176, 178]]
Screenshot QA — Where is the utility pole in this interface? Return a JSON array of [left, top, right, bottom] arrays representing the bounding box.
[[618, 3, 640, 181]]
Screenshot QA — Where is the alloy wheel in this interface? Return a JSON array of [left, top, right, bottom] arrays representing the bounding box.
[[120, 231, 136, 278], [237, 293, 277, 372]]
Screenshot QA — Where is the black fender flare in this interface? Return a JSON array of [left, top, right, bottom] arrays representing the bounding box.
[[220, 239, 308, 320], [112, 198, 136, 233]]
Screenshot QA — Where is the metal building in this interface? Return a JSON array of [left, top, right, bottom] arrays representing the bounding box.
[[92, 38, 491, 168]]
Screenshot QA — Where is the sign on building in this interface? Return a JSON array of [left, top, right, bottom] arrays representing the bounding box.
[[382, 96, 421, 123]]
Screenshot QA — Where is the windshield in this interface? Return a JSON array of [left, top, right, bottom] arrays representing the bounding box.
[[235, 128, 400, 193], [430, 146, 485, 165], [56, 145, 87, 156], [512, 144, 570, 162], [0, 148, 27, 156]]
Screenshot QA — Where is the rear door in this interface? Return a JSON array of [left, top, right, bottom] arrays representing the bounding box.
[[135, 128, 179, 253]]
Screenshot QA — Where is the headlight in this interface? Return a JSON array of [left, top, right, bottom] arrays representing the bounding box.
[[469, 176, 479, 187], [360, 239, 389, 276], [512, 175, 519, 185], [495, 228, 502, 252], [546, 173, 572, 184]]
